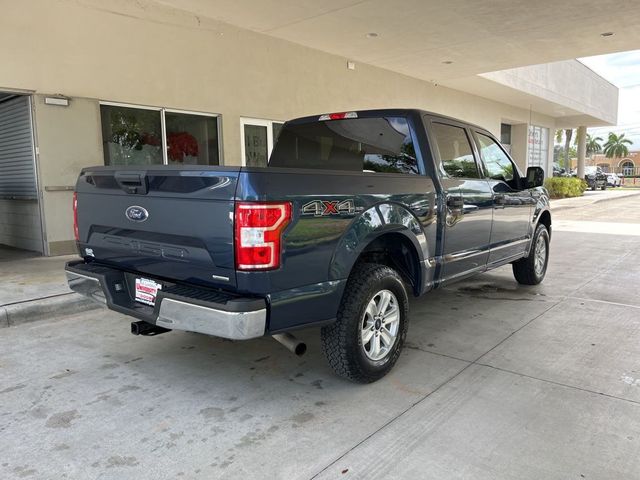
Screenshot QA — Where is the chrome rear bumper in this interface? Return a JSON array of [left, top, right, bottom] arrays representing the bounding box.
[[156, 298, 266, 339], [65, 262, 266, 340]]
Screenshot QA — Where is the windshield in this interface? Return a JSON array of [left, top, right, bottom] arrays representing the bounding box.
[[268, 117, 419, 174], [585, 166, 597, 174]]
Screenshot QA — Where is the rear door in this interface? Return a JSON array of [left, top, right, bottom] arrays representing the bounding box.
[[472, 130, 532, 265], [75, 166, 240, 288], [427, 118, 493, 282]]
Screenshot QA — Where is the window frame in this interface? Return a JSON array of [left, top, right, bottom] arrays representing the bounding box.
[[240, 117, 285, 167], [99, 101, 223, 166]]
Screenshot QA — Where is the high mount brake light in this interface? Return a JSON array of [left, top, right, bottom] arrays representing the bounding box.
[[73, 192, 79, 242], [318, 112, 358, 121], [234, 202, 292, 271]]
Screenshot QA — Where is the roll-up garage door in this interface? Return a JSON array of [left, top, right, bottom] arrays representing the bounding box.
[[0, 95, 37, 198], [0, 95, 43, 254]]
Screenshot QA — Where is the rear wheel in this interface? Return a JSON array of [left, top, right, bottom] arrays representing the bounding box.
[[321, 263, 409, 383], [512, 223, 550, 285]]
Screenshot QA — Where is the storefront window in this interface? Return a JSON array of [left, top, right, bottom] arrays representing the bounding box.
[[101, 105, 163, 166], [165, 112, 219, 165], [100, 103, 220, 166]]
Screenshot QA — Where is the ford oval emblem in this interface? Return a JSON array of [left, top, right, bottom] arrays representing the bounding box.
[[125, 205, 149, 222]]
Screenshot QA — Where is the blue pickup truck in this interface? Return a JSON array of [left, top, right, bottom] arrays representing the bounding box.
[[66, 109, 551, 383]]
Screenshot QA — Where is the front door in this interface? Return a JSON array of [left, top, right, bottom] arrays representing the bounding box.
[[473, 130, 533, 265], [428, 120, 493, 282]]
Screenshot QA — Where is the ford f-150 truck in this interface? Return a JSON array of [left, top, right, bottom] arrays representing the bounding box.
[[66, 109, 551, 383]]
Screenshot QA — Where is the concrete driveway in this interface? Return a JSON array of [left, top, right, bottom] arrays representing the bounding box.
[[1, 196, 639, 480]]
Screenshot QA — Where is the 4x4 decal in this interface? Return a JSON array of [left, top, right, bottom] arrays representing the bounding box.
[[301, 199, 359, 217]]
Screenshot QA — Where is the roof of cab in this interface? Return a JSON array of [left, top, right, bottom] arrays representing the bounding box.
[[285, 108, 491, 134]]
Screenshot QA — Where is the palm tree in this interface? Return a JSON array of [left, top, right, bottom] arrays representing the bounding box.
[[586, 134, 603, 157], [555, 129, 574, 170], [603, 132, 632, 159]]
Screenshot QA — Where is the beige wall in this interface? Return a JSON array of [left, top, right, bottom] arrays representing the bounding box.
[[1, 0, 558, 254], [32, 96, 103, 253]]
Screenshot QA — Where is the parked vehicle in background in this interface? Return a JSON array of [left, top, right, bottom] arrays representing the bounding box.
[[66, 109, 552, 383], [606, 172, 622, 187], [553, 163, 568, 177], [584, 166, 607, 190]]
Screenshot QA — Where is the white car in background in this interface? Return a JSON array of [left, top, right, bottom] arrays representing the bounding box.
[[605, 172, 622, 187]]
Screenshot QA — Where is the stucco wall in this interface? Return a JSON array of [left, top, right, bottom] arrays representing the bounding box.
[[1, 0, 557, 254], [32, 96, 103, 254]]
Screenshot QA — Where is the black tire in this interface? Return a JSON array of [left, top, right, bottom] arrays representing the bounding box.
[[601, 184, 606, 191], [321, 263, 409, 383], [512, 223, 550, 285]]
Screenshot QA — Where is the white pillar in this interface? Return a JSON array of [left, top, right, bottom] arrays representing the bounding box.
[[577, 126, 587, 179]]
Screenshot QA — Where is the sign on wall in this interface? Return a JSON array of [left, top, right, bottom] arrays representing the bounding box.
[[527, 125, 549, 170]]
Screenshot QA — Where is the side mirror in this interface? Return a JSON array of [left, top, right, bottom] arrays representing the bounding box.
[[526, 166, 545, 188]]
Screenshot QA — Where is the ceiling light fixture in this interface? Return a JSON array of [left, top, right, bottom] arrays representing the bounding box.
[[600, 32, 614, 37], [442, 60, 453, 64], [366, 32, 378, 38]]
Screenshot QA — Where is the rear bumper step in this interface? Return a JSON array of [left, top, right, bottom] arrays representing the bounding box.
[[65, 260, 267, 340]]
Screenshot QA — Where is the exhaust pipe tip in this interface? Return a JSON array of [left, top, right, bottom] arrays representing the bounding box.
[[273, 333, 307, 357], [293, 342, 307, 356], [131, 320, 171, 336]]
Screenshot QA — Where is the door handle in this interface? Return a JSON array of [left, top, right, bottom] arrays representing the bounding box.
[[446, 195, 464, 209], [494, 194, 506, 206]]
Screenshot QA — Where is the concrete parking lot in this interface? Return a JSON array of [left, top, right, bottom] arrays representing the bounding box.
[[1, 195, 639, 480]]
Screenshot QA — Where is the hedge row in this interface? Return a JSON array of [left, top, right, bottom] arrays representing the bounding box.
[[543, 177, 588, 199]]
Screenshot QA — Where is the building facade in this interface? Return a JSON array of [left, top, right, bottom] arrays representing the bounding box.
[[0, 0, 625, 256], [591, 152, 640, 176]]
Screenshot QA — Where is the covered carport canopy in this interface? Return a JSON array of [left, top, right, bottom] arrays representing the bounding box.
[[155, 0, 640, 83]]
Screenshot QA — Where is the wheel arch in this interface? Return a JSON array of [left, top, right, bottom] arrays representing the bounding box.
[[328, 203, 429, 296]]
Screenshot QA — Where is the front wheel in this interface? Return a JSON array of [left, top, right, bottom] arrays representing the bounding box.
[[512, 223, 550, 285], [321, 263, 409, 383]]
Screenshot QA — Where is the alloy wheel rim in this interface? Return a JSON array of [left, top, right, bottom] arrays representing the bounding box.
[[360, 289, 400, 361], [534, 235, 547, 276]]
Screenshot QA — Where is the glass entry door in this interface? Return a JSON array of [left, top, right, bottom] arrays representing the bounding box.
[[241, 118, 283, 167]]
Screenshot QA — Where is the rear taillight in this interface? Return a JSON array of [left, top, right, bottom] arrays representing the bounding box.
[[73, 192, 79, 242], [234, 202, 292, 271]]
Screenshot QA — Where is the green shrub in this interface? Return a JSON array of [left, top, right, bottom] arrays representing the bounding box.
[[543, 177, 588, 199]]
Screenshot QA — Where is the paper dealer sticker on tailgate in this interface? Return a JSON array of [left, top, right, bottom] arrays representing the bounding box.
[[135, 278, 162, 306]]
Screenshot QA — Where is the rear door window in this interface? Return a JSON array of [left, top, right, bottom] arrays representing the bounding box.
[[430, 123, 479, 178], [269, 117, 419, 174]]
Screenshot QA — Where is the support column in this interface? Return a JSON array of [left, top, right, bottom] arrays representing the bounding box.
[[577, 126, 587, 179]]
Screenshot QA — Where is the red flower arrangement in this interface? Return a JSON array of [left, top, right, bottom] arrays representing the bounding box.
[[167, 132, 199, 162]]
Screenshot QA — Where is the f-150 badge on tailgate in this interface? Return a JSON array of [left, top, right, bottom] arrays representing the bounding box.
[[301, 199, 358, 217], [125, 205, 149, 222]]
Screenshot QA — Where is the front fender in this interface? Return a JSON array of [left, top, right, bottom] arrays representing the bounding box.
[[531, 187, 551, 229], [328, 202, 428, 282]]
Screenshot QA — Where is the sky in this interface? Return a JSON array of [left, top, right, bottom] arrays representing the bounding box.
[[577, 50, 640, 150]]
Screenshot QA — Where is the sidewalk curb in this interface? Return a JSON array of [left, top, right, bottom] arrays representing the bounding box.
[[0, 293, 103, 328], [551, 190, 640, 212]]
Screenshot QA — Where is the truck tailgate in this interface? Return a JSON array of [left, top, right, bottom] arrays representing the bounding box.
[[75, 166, 240, 288]]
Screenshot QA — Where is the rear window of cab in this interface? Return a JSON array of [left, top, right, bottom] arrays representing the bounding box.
[[268, 117, 419, 175]]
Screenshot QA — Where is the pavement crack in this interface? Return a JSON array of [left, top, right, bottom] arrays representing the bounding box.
[[476, 363, 640, 407]]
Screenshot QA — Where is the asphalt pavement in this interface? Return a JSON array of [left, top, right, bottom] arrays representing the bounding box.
[[1, 194, 639, 479]]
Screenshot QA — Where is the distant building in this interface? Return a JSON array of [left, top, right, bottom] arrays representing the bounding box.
[[590, 153, 639, 176]]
